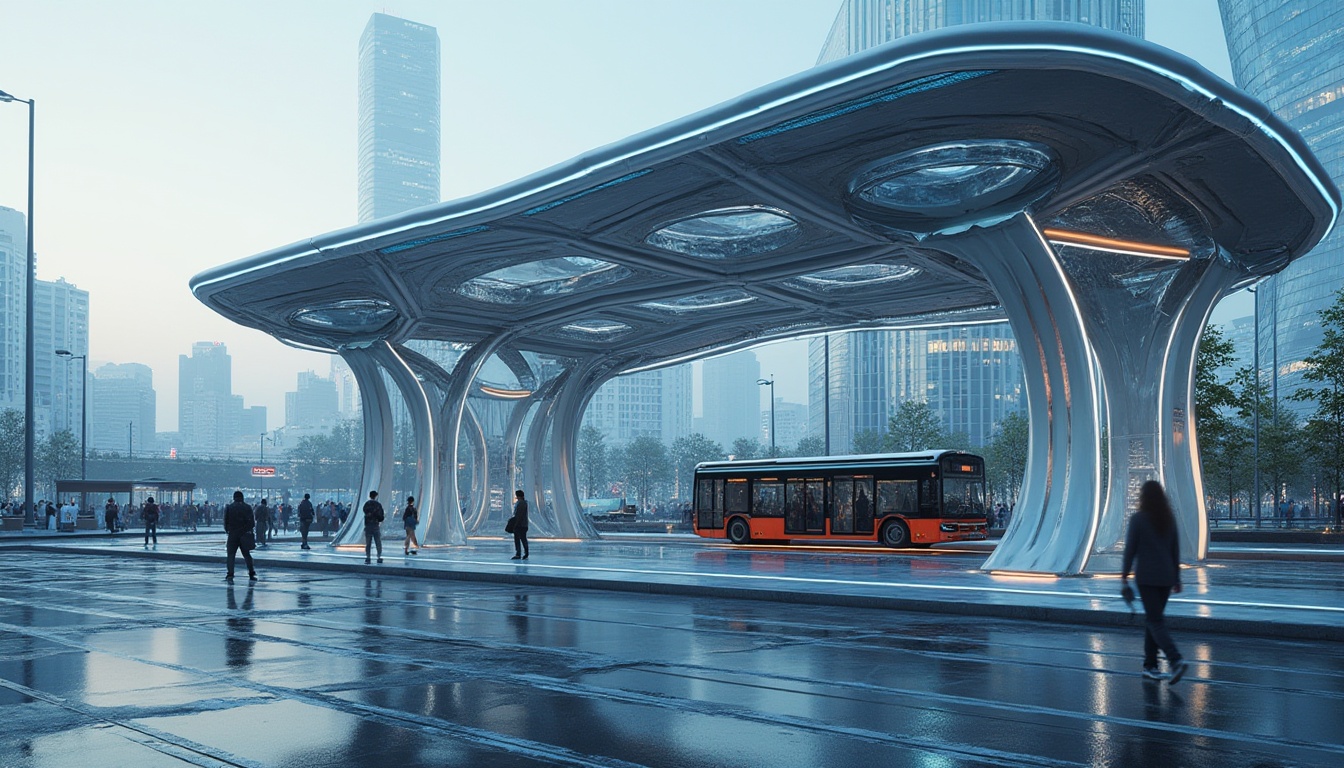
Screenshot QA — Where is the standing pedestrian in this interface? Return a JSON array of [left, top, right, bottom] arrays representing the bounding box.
[[223, 490, 257, 583], [362, 491, 384, 564], [104, 497, 119, 534], [402, 496, 420, 556], [143, 496, 160, 546], [510, 489, 529, 561], [297, 493, 315, 550], [1121, 479, 1187, 684], [254, 499, 271, 548]]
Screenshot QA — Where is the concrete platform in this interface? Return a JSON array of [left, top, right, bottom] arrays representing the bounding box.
[[7, 532, 1340, 642]]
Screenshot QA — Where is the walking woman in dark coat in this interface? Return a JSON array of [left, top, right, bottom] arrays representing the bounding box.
[[510, 490, 529, 560], [1121, 480, 1187, 684]]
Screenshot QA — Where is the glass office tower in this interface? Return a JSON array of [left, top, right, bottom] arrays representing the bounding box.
[[1219, 1, 1344, 411], [358, 13, 441, 223]]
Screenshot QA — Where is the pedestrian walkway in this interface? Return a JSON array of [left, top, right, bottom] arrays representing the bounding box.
[[9, 533, 1341, 641]]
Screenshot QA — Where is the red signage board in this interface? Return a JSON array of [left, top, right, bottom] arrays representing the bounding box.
[[251, 466, 276, 477]]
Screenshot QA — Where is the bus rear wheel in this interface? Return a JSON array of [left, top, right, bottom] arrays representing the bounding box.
[[880, 519, 911, 548], [727, 517, 751, 544]]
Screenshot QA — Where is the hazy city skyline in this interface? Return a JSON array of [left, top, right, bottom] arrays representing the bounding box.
[[0, 1, 1239, 432]]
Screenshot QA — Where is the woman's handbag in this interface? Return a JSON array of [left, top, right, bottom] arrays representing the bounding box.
[[241, 530, 256, 550], [505, 517, 517, 534]]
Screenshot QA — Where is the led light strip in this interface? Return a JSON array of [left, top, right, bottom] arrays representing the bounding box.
[[1042, 227, 1190, 259]]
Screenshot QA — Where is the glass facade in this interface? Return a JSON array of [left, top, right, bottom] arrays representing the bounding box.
[[1218, 1, 1344, 412], [818, 0, 1144, 64], [357, 13, 440, 223]]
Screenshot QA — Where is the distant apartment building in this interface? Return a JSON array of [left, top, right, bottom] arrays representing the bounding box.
[[582, 365, 692, 447], [178, 342, 265, 455], [762, 399, 809, 451], [35, 278, 89, 440], [286, 371, 340, 431], [90, 362, 155, 454], [357, 12, 441, 223], [0, 206, 24, 413]]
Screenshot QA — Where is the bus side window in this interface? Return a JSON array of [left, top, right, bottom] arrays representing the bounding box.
[[725, 480, 748, 514], [714, 479, 726, 529], [920, 477, 939, 516], [696, 478, 717, 529], [877, 479, 916, 517], [752, 480, 784, 518]]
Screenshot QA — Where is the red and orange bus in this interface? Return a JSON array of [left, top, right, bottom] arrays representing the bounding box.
[[692, 451, 988, 547]]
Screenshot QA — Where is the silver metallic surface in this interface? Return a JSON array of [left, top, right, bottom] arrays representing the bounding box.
[[191, 24, 1337, 572], [335, 348, 395, 547]]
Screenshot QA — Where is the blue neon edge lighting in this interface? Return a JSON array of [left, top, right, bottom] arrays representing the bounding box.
[[738, 70, 996, 145], [380, 225, 491, 255], [524, 169, 655, 216]]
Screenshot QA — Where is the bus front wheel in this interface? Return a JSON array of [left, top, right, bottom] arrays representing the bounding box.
[[727, 517, 751, 544], [880, 519, 911, 548]]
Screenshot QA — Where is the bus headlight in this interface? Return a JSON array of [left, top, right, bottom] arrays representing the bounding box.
[[940, 523, 957, 532]]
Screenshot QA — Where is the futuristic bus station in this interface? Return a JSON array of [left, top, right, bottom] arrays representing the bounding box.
[[191, 23, 1338, 576]]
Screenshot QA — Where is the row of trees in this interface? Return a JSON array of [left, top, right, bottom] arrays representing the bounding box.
[[0, 411, 81, 505], [1195, 287, 1344, 526]]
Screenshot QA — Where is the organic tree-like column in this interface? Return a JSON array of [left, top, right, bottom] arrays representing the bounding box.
[[547, 361, 616, 540], [370, 341, 437, 547], [933, 215, 1104, 574], [334, 347, 395, 547]]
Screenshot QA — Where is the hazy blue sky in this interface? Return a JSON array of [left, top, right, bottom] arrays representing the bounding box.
[[0, 0, 1242, 429]]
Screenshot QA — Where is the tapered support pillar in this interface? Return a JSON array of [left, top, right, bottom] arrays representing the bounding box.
[[370, 341, 437, 546], [548, 362, 612, 540], [335, 347, 395, 546], [934, 216, 1103, 574]]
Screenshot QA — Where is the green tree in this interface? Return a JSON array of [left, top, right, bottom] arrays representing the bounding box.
[[730, 437, 764, 460], [0, 409, 24, 501], [1235, 367, 1305, 515], [291, 419, 363, 494], [619, 435, 671, 512], [669, 433, 724, 499], [37, 430, 81, 501], [851, 429, 886, 455], [1291, 286, 1344, 527], [792, 435, 826, 458], [884, 400, 949, 452], [1195, 326, 1248, 517], [576, 424, 610, 499], [984, 411, 1028, 509]]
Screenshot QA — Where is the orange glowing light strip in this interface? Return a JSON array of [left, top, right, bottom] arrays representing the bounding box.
[[1042, 228, 1190, 259]]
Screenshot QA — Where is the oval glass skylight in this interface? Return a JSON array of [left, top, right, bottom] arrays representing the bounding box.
[[458, 256, 630, 304], [645, 206, 801, 259], [852, 140, 1054, 215], [638, 288, 756, 313], [290, 299, 398, 333], [788, 263, 921, 290], [556, 319, 634, 340]]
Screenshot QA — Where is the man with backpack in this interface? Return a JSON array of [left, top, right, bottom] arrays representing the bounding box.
[[362, 491, 384, 564], [223, 490, 257, 583], [297, 493, 315, 550], [143, 496, 160, 546]]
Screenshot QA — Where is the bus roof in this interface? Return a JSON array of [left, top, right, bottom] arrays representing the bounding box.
[[694, 450, 977, 473]]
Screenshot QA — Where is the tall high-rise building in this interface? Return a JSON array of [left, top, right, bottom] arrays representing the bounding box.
[[35, 278, 89, 439], [179, 342, 236, 454], [285, 371, 340, 431], [582, 364, 692, 446], [0, 206, 27, 413], [818, 0, 1144, 64], [701, 351, 762, 452], [809, 0, 1139, 453], [1218, 1, 1344, 413], [357, 13, 440, 223], [90, 362, 155, 454]]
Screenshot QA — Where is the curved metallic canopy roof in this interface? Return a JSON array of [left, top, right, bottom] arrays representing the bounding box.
[[191, 23, 1338, 370]]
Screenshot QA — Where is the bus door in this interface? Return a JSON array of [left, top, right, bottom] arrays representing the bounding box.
[[832, 476, 876, 534], [696, 477, 724, 530], [785, 478, 825, 534]]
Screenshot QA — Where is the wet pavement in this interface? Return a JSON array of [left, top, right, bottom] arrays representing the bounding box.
[[0, 551, 1341, 767], [13, 532, 1344, 641]]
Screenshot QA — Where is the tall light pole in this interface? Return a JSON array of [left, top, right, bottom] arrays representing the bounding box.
[[1250, 283, 1261, 527], [54, 350, 86, 481], [0, 88, 35, 526], [757, 375, 775, 455]]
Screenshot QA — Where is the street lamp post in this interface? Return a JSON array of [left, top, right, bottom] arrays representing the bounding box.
[[0, 88, 36, 526], [54, 350, 86, 480], [757, 375, 775, 455]]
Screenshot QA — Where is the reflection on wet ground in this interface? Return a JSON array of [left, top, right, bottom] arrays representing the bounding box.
[[0, 553, 1341, 766]]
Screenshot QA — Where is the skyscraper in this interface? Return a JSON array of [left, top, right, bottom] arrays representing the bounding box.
[[809, 0, 1139, 452], [1218, 1, 1344, 412], [179, 342, 235, 454], [90, 362, 155, 454], [35, 278, 89, 439], [285, 371, 340, 431], [701, 351, 762, 452], [818, 0, 1144, 64], [0, 206, 27, 413], [357, 13, 441, 223], [583, 365, 692, 446]]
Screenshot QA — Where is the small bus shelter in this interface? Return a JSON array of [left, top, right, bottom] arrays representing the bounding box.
[[55, 479, 197, 529]]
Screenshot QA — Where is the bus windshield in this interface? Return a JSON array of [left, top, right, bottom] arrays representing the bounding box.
[[942, 477, 985, 519]]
